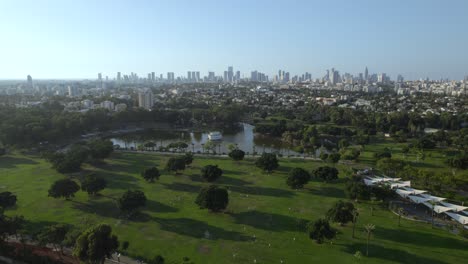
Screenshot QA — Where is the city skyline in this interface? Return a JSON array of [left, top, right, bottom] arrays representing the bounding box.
[[1, 0, 468, 80]]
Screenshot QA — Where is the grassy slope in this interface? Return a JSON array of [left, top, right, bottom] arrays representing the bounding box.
[[1, 152, 467, 264]]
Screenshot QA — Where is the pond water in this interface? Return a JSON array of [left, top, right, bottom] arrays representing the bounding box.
[[110, 123, 302, 155]]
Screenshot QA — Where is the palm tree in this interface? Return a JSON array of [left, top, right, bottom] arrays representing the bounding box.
[[429, 200, 437, 228], [398, 207, 404, 227], [352, 208, 359, 238], [364, 224, 375, 256], [370, 196, 377, 216]]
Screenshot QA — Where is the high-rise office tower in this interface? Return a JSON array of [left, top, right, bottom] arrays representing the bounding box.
[[187, 71, 191, 81], [191, 72, 196, 82], [98, 73, 102, 80], [151, 72, 155, 82], [195, 72, 200, 82], [251, 71, 258, 82], [27, 75, 33, 88], [227, 66, 233, 82], [208, 72, 215, 82], [235, 71, 240, 81], [167, 72, 175, 82], [364, 67, 369, 81], [117, 72, 121, 82], [138, 89, 154, 110], [147, 73, 151, 81], [378, 73, 387, 83], [223, 71, 228, 82]]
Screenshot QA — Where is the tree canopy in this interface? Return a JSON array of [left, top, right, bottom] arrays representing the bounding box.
[[326, 200, 355, 225], [118, 190, 147, 215], [81, 174, 107, 195], [166, 157, 186, 173], [201, 165, 223, 182], [286, 168, 310, 189], [312, 166, 339, 182], [141, 167, 161, 182], [48, 179, 80, 200], [228, 149, 245, 161], [0, 191, 17, 209], [195, 185, 229, 212], [73, 224, 119, 264], [307, 218, 335, 244], [255, 153, 279, 172]]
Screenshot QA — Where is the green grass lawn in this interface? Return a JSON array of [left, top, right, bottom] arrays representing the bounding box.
[[1, 152, 467, 264]]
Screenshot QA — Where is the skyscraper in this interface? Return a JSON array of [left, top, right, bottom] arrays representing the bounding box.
[[223, 71, 228, 82], [235, 71, 240, 81], [117, 72, 121, 82], [187, 71, 191, 81], [228, 66, 233, 82], [27, 75, 33, 88], [167, 72, 175, 82], [138, 89, 154, 110], [364, 67, 369, 81], [98, 73, 102, 80], [151, 72, 155, 82]]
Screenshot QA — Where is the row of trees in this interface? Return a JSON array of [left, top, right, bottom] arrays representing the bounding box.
[[44, 139, 114, 173]]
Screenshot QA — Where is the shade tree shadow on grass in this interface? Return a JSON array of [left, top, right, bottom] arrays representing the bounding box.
[[228, 185, 294, 198], [0, 156, 38, 169], [343, 243, 449, 264], [161, 182, 201, 193], [229, 211, 308, 232], [189, 174, 252, 186], [144, 199, 178, 213], [309, 186, 346, 199], [153, 217, 253, 242], [376, 226, 468, 252]]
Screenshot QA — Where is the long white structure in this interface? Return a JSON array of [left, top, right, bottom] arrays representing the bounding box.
[[445, 212, 468, 225], [396, 189, 413, 198], [403, 187, 427, 195], [422, 202, 453, 214], [439, 202, 468, 212], [409, 195, 431, 204], [420, 194, 446, 203]]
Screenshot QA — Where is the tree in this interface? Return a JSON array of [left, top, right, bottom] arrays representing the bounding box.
[[312, 166, 339, 182], [255, 153, 279, 172], [320, 153, 329, 162], [328, 153, 341, 164], [376, 158, 405, 177], [38, 224, 69, 254], [307, 218, 335, 244], [184, 152, 194, 166], [345, 180, 370, 201], [228, 149, 245, 161], [201, 165, 223, 182], [364, 224, 375, 256], [286, 168, 310, 189], [141, 167, 161, 182], [397, 207, 404, 227], [0, 214, 24, 242], [195, 185, 228, 212], [118, 190, 147, 216], [149, 255, 165, 264], [88, 139, 114, 160], [0, 192, 17, 208], [81, 174, 107, 195], [326, 200, 355, 225], [166, 157, 186, 174], [73, 224, 119, 264], [0, 147, 5, 156], [352, 208, 359, 239], [48, 179, 80, 200], [144, 141, 156, 151]]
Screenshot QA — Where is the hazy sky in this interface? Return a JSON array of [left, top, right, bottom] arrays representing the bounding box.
[[1, 0, 467, 80]]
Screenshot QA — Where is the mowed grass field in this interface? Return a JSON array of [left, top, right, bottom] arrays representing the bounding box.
[[1, 151, 468, 264]]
